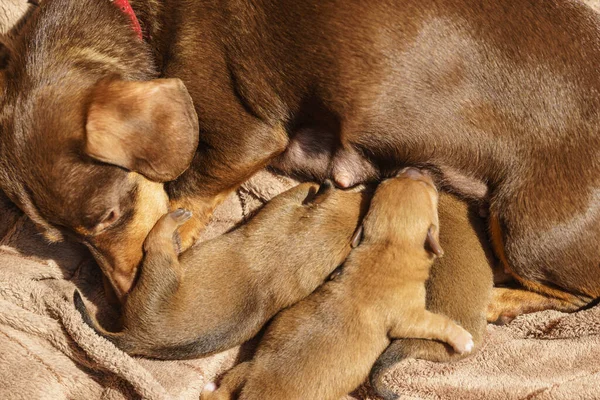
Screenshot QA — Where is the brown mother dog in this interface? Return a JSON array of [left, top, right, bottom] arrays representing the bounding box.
[[1, 0, 599, 317]]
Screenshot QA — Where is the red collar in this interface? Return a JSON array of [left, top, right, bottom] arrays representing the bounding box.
[[112, 0, 143, 40]]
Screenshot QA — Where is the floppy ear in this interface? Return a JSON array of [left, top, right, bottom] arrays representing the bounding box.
[[85, 78, 199, 182], [426, 225, 444, 257]]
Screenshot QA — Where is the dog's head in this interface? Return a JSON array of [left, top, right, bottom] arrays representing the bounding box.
[[363, 168, 443, 259], [0, 1, 199, 298]]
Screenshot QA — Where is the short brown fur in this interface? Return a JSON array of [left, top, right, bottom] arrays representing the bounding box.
[[200, 171, 474, 400], [75, 182, 369, 359], [370, 193, 494, 399], [2, 0, 600, 317]]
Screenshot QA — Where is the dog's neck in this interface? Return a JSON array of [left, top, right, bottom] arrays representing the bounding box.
[[128, 0, 175, 74], [112, 0, 143, 40]]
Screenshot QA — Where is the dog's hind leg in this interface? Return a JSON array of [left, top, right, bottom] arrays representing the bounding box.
[[486, 286, 581, 324]]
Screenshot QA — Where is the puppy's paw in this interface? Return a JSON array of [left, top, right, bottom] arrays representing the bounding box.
[[199, 382, 217, 400], [144, 209, 193, 253], [449, 328, 474, 354]]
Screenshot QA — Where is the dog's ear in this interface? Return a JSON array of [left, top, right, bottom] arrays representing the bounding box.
[[426, 225, 444, 257], [85, 78, 199, 182]]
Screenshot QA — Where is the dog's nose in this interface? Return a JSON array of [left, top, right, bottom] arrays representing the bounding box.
[[398, 167, 435, 188]]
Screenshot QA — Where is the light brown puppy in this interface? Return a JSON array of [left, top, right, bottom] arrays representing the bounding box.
[[370, 192, 494, 399], [201, 169, 473, 400], [74, 181, 369, 359]]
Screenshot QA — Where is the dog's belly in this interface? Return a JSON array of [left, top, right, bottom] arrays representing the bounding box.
[[271, 125, 381, 187], [271, 128, 488, 202]]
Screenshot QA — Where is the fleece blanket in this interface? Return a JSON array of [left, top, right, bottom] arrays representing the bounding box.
[[2, 169, 600, 400], [2, 1, 600, 399]]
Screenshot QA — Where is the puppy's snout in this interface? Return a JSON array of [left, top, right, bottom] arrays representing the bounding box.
[[398, 167, 435, 188], [316, 180, 333, 196], [303, 180, 334, 205]]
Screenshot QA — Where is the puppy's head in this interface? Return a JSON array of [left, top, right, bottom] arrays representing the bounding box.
[[0, 1, 198, 298], [245, 180, 371, 249], [362, 168, 443, 259]]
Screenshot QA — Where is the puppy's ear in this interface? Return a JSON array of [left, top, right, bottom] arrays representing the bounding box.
[[426, 225, 444, 257], [85, 78, 199, 182], [351, 225, 364, 248]]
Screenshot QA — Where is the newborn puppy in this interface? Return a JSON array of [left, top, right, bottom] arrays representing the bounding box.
[[74, 181, 369, 359], [370, 192, 494, 399], [201, 169, 473, 400]]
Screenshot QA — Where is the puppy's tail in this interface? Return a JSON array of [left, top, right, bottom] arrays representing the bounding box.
[[369, 338, 462, 400], [73, 290, 131, 352], [369, 347, 402, 400]]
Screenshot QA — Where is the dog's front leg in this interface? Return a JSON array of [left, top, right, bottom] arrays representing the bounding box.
[[167, 116, 288, 250]]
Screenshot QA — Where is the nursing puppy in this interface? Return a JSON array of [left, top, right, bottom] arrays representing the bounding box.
[[201, 169, 473, 400], [74, 181, 369, 359], [370, 192, 494, 399]]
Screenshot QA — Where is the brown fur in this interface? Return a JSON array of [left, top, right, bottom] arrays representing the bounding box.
[[200, 171, 474, 400], [0, 0, 196, 298], [74, 182, 369, 359], [2, 0, 600, 316], [370, 193, 494, 400]]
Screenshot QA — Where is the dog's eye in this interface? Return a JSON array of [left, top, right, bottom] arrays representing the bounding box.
[[91, 208, 121, 235]]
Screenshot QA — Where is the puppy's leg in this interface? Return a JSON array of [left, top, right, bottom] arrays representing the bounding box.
[[200, 362, 251, 400], [487, 287, 581, 324], [126, 209, 191, 310], [389, 310, 474, 355]]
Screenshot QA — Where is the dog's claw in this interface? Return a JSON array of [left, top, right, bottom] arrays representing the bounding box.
[[170, 208, 193, 224]]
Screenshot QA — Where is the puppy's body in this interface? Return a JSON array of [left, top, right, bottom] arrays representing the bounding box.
[[201, 171, 473, 400], [2, 0, 599, 312], [75, 182, 368, 359], [371, 193, 494, 399]]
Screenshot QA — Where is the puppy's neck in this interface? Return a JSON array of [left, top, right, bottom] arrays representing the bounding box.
[[358, 241, 433, 282]]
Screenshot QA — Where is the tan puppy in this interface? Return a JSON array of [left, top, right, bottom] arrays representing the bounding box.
[[201, 169, 473, 400], [370, 192, 494, 399], [74, 181, 369, 359]]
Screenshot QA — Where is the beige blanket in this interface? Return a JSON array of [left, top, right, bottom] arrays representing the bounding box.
[[1, 169, 600, 400], [2, 1, 600, 399]]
